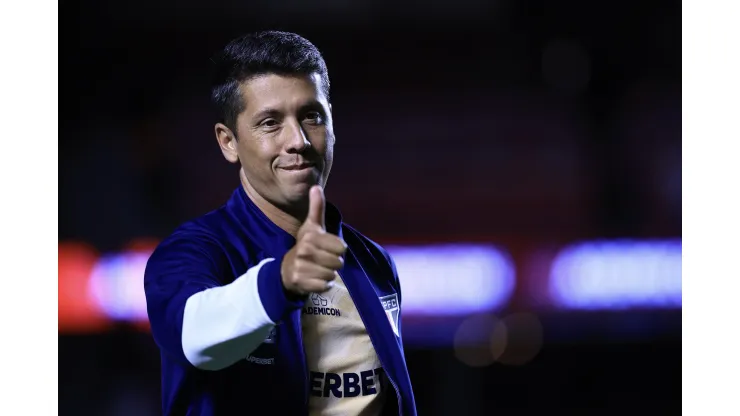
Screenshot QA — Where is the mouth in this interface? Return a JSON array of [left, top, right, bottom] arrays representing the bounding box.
[[280, 162, 316, 171]]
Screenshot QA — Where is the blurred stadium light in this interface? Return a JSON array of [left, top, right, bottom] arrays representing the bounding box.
[[548, 239, 682, 309], [89, 251, 151, 322], [388, 244, 516, 316], [58, 242, 111, 332], [59, 238, 682, 337]]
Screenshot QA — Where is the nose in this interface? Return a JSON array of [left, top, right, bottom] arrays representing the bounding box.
[[283, 119, 310, 154]]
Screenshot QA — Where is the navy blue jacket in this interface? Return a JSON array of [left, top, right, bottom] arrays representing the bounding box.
[[144, 187, 417, 415]]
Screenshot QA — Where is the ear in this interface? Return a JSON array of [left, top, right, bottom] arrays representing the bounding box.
[[215, 123, 239, 164]]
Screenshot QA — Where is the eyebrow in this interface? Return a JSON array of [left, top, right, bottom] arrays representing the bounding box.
[[251, 108, 281, 122]]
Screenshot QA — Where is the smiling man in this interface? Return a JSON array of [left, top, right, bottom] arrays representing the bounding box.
[[144, 31, 417, 416]]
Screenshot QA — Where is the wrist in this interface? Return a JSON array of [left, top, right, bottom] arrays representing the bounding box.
[[257, 259, 306, 323]]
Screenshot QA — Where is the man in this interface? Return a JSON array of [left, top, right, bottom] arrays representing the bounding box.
[[144, 31, 417, 416]]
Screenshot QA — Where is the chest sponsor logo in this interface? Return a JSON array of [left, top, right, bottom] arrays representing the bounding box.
[[379, 294, 400, 337], [303, 293, 342, 317], [309, 368, 385, 398]]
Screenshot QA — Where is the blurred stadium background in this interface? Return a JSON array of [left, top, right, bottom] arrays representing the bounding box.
[[60, 0, 681, 414]]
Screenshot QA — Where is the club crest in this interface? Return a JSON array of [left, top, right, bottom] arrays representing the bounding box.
[[379, 294, 400, 337], [264, 325, 277, 344]]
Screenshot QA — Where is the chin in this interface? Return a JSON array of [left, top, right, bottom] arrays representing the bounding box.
[[282, 182, 314, 203]]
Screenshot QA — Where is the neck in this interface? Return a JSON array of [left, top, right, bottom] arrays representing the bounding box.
[[240, 169, 304, 238]]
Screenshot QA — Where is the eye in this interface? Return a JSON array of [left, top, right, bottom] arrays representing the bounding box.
[[261, 118, 278, 127], [304, 112, 324, 125]]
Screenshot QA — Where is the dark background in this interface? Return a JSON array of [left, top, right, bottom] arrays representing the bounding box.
[[59, 0, 681, 414]]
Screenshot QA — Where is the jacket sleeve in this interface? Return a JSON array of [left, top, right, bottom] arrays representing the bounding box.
[[144, 233, 304, 371]]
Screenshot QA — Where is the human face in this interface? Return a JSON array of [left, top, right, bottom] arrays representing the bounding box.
[[215, 73, 334, 213]]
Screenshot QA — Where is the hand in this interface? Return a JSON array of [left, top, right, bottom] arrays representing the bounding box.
[[281, 185, 347, 296]]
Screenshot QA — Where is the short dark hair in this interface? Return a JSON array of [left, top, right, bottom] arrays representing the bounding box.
[[210, 31, 330, 133]]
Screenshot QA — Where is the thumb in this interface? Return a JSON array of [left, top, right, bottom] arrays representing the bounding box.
[[306, 185, 326, 230]]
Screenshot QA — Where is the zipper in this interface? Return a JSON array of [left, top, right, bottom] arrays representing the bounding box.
[[297, 312, 309, 412], [378, 357, 403, 416], [338, 270, 404, 416]]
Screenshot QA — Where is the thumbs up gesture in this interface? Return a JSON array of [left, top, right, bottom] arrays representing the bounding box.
[[281, 186, 347, 296]]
